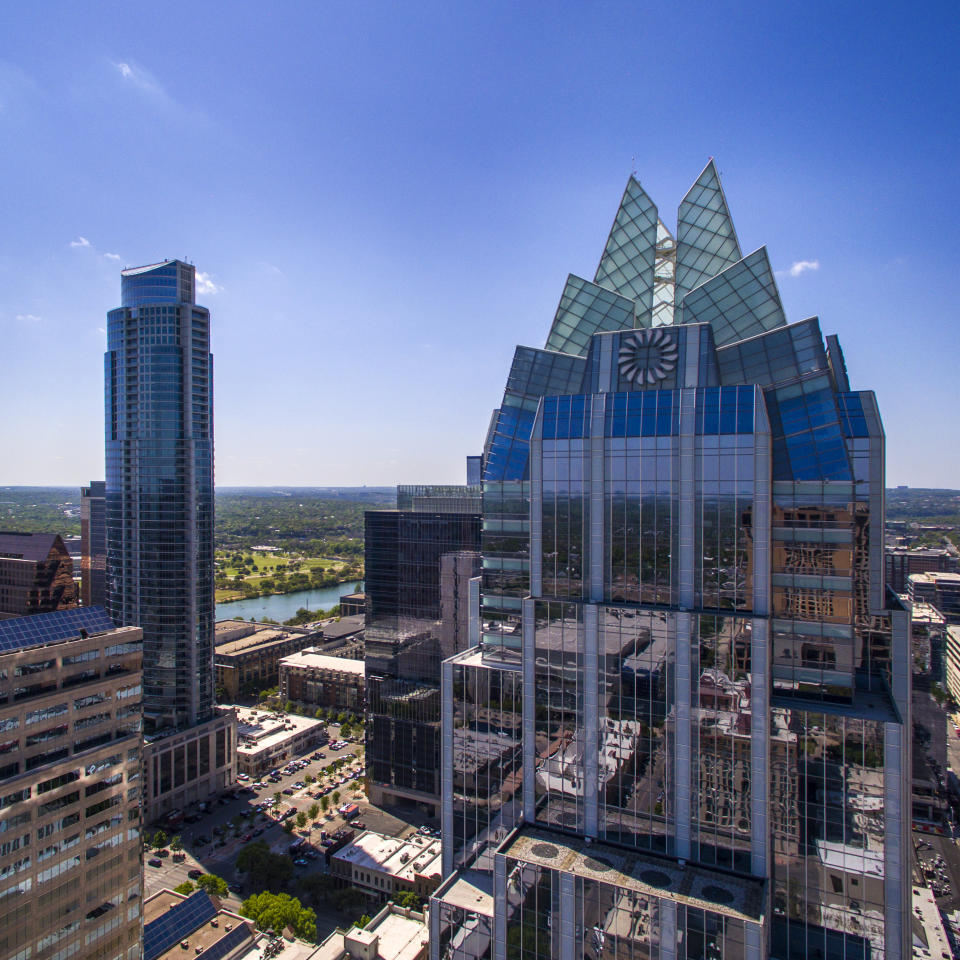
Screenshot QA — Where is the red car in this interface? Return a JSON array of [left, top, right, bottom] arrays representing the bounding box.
[[349, 820, 365, 829]]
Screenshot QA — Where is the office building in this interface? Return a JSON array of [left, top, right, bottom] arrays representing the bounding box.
[[886, 546, 958, 593], [945, 626, 960, 704], [105, 259, 236, 819], [0, 607, 143, 960], [908, 571, 960, 623], [0, 531, 79, 618], [365, 488, 481, 814], [81, 480, 107, 607], [430, 163, 912, 960]]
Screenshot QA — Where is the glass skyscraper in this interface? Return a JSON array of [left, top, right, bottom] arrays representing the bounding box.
[[365, 486, 481, 814], [105, 260, 215, 734], [430, 163, 911, 960]]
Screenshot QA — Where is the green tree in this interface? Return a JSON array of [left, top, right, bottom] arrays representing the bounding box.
[[240, 892, 316, 942], [196, 873, 229, 896], [320, 796, 329, 814], [392, 890, 422, 910], [304, 774, 315, 785], [282, 820, 295, 834], [173, 880, 195, 895], [274, 792, 282, 806], [169, 835, 183, 854], [308, 803, 320, 822], [331, 791, 341, 807], [296, 811, 307, 829], [356, 914, 372, 929], [236, 841, 294, 892], [152, 829, 168, 850]]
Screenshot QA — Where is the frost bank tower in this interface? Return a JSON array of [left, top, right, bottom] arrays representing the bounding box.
[[430, 162, 911, 960]]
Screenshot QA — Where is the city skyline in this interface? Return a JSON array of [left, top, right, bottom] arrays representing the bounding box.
[[1, 2, 957, 489]]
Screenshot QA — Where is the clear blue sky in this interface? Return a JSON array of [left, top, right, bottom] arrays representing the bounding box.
[[1, 1, 956, 487]]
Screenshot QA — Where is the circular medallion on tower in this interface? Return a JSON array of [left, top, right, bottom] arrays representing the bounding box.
[[617, 328, 679, 385]]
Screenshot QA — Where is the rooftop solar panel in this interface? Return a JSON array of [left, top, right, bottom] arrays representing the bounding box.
[[144, 892, 217, 960], [198, 924, 252, 960], [0, 607, 117, 653]]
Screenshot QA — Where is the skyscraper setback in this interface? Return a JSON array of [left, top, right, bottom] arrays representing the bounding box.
[[430, 163, 911, 960]]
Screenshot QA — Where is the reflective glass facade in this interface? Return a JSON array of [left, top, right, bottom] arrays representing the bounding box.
[[105, 260, 215, 733], [365, 493, 481, 813], [432, 163, 910, 960]]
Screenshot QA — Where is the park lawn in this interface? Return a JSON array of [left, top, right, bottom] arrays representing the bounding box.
[[214, 551, 359, 603]]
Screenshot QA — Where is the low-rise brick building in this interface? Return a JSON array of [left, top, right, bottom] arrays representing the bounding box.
[[279, 649, 366, 712], [214, 621, 322, 700]]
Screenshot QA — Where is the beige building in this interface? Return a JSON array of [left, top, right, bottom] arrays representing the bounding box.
[[946, 625, 960, 703], [313, 903, 429, 960], [143, 708, 237, 823], [0, 608, 143, 960], [234, 707, 326, 778], [280, 649, 366, 712], [330, 830, 442, 902]]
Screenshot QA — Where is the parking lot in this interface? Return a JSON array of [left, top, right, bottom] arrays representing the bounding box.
[[143, 724, 367, 895]]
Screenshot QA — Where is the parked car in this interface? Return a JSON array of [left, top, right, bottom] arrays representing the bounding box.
[[148, 858, 162, 867], [349, 820, 365, 829], [188, 869, 203, 880]]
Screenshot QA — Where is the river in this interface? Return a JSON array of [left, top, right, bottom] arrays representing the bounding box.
[[215, 581, 364, 622]]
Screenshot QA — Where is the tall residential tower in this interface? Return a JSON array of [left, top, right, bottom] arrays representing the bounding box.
[[105, 260, 234, 817], [430, 163, 911, 960]]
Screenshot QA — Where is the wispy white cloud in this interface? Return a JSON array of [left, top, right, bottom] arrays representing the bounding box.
[[16, 313, 41, 324], [113, 60, 165, 98], [104, 252, 122, 262], [196, 271, 221, 295], [786, 259, 819, 277], [69, 236, 91, 248]]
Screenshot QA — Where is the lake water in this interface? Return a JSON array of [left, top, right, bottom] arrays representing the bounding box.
[[215, 581, 364, 622]]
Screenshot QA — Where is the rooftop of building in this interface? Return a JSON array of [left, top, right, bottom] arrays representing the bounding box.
[[911, 571, 960, 585], [121, 259, 183, 276], [0, 606, 130, 654], [319, 615, 365, 640], [234, 707, 324, 752], [0, 530, 65, 562], [143, 889, 257, 960], [905, 599, 947, 626], [501, 825, 765, 923], [332, 830, 442, 883], [280, 649, 366, 675], [887, 546, 957, 557], [313, 904, 429, 960], [214, 622, 317, 655], [432, 869, 494, 917]]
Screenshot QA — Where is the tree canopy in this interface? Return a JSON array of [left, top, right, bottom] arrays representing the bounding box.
[[240, 892, 317, 942], [236, 841, 293, 892]]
